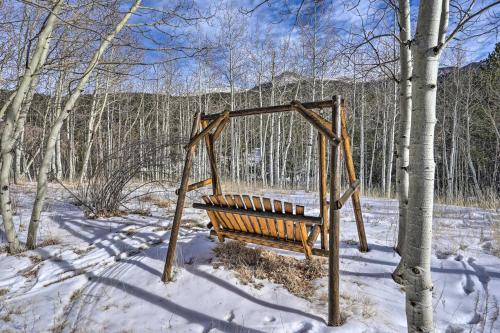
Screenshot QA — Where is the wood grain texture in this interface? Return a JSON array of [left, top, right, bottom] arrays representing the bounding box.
[[252, 196, 270, 236], [273, 200, 286, 239], [283, 202, 295, 241], [262, 198, 278, 237], [341, 105, 368, 252], [242, 195, 261, 234]]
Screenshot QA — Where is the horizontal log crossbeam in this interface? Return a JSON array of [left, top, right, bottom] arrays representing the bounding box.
[[193, 203, 322, 225], [200, 98, 342, 121]]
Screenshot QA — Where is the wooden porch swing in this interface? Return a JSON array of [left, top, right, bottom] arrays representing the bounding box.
[[162, 96, 368, 326]]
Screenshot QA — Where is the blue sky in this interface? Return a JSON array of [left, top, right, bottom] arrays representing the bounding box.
[[128, 0, 499, 83]]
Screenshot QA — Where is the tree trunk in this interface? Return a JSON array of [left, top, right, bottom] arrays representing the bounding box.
[[27, 0, 142, 249], [394, 0, 412, 257], [386, 78, 397, 197], [381, 90, 388, 192], [403, 1, 446, 331], [0, 0, 63, 253], [359, 82, 365, 193]]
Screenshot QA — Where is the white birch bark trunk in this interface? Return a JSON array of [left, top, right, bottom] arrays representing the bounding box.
[[403, 1, 448, 331], [79, 76, 111, 184], [0, 92, 15, 120], [27, 0, 142, 248], [447, 91, 459, 198], [381, 92, 388, 192], [394, 0, 412, 256], [359, 82, 365, 193], [386, 79, 397, 197], [0, 0, 62, 253], [464, 80, 481, 196]]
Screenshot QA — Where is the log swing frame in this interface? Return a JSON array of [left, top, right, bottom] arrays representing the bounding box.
[[162, 95, 368, 326]]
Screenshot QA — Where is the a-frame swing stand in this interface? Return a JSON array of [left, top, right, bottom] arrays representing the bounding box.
[[162, 96, 368, 326]]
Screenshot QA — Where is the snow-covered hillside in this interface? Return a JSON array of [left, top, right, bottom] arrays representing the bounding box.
[[0, 184, 498, 332]]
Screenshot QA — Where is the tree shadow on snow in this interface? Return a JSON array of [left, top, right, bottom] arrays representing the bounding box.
[[41, 211, 324, 330]]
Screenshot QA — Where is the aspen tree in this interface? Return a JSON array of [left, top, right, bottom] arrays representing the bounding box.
[[27, 0, 142, 249], [0, 0, 63, 253], [394, 0, 412, 257], [401, 1, 453, 330]]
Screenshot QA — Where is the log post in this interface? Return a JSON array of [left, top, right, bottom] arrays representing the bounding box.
[[162, 113, 201, 282], [318, 133, 328, 250], [328, 96, 342, 326], [340, 101, 368, 252], [201, 120, 222, 196]]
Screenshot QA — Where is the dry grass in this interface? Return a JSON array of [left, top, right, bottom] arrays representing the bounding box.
[[86, 207, 152, 219], [29, 255, 43, 264], [125, 228, 138, 236], [0, 288, 9, 297], [70, 288, 83, 302], [139, 194, 173, 209], [212, 241, 326, 299], [21, 265, 40, 279], [0, 305, 23, 323], [85, 209, 128, 219], [181, 219, 203, 230], [39, 237, 62, 247], [435, 189, 499, 210], [153, 198, 173, 208], [152, 225, 172, 232], [128, 208, 151, 217], [363, 187, 394, 199]]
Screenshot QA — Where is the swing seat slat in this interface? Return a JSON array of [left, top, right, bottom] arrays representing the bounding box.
[[194, 194, 323, 258]]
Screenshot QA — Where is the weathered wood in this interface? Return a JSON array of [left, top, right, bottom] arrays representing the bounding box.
[[273, 200, 286, 239], [175, 178, 212, 195], [242, 195, 262, 234], [208, 195, 238, 230], [262, 198, 278, 237], [328, 96, 341, 326], [233, 195, 255, 232], [162, 113, 200, 282], [200, 99, 337, 121], [296, 205, 312, 258], [185, 112, 228, 151], [192, 203, 322, 225], [202, 196, 224, 242], [317, 133, 328, 250], [201, 120, 222, 196], [208, 230, 329, 257], [210, 194, 240, 231], [205, 196, 230, 230], [251, 197, 270, 236], [224, 195, 248, 232], [291, 100, 341, 144], [212, 116, 229, 141], [340, 104, 368, 252], [283, 202, 295, 241], [210, 229, 304, 252], [294, 205, 304, 241], [335, 180, 361, 210]]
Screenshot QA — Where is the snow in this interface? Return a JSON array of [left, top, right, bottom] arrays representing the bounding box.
[[1, 184, 499, 332]]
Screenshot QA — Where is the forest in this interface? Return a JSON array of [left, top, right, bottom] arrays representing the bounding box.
[[3, 55, 498, 199], [0, 1, 499, 332]]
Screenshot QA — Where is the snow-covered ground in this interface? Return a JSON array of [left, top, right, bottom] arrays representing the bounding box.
[[0, 184, 499, 332]]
